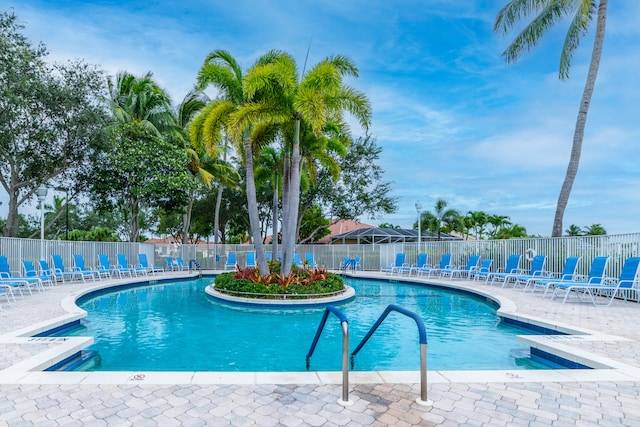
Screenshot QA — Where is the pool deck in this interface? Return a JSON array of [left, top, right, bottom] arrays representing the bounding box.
[[1, 270, 640, 426]]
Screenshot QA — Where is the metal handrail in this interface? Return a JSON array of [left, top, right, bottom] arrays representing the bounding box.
[[306, 305, 351, 406], [351, 304, 433, 406]]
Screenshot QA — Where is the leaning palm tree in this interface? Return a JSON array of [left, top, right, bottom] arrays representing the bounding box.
[[495, 1, 608, 237]]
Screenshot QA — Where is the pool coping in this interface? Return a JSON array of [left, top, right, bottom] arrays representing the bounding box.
[[2, 271, 640, 386]]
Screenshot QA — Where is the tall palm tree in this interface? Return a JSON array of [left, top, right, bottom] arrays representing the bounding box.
[[107, 71, 176, 241], [187, 96, 240, 245], [198, 50, 285, 275], [487, 214, 511, 239], [495, 0, 608, 237], [242, 52, 371, 275], [427, 199, 459, 241], [467, 211, 489, 240]]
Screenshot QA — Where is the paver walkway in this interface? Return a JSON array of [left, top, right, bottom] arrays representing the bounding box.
[[1, 271, 640, 426]]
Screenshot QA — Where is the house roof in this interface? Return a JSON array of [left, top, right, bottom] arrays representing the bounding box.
[[328, 227, 461, 244], [315, 219, 376, 244]]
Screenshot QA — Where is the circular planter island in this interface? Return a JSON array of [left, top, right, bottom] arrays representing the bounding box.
[[205, 284, 356, 306], [206, 270, 356, 307]]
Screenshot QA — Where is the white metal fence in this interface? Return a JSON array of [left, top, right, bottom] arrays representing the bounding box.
[[2, 233, 640, 281]]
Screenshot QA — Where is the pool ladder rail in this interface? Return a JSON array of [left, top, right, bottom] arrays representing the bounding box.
[[306, 305, 351, 406], [306, 304, 433, 407]]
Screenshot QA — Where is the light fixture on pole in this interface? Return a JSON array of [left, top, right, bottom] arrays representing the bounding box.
[[36, 184, 48, 258], [415, 201, 422, 253]]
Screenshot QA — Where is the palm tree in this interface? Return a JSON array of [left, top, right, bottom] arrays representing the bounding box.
[[196, 50, 279, 275], [240, 52, 371, 275], [107, 71, 176, 241], [495, 224, 528, 239], [495, 1, 608, 237], [584, 223, 606, 235], [468, 211, 489, 240], [296, 120, 351, 243], [187, 97, 240, 246], [487, 214, 511, 239], [565, 224, 583, 236], [427, 199, 459, 241]]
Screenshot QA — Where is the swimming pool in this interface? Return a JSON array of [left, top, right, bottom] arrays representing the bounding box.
[[67, 277, 556, 371]]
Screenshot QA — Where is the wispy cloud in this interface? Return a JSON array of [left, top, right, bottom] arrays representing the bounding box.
[[4, 0, 640, 236]]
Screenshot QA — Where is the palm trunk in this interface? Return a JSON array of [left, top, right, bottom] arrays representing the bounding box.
[[280, 150, 291, 269], [214, 183, 223, 244], [243, 128, 269, 275], [271, 173, 279, 261], [552, 0, 607, 237], [281, 119, 302, 276], [182, 190, 195, 244]]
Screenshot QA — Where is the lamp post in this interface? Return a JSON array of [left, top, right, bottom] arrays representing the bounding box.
[[36, 184, 48, 258], [415, 201, 422, 253]]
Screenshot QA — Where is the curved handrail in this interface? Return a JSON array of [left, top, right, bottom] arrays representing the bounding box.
[[306, 305, 351, 406], [350, 304, 432, 406], [351, 304, 426, 357], [306, 305, 348, 360]]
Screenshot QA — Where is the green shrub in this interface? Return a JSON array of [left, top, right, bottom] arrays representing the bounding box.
[[213, 268, 345, 299]]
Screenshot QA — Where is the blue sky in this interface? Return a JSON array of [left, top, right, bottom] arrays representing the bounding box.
[[4, 0, 640, 236]]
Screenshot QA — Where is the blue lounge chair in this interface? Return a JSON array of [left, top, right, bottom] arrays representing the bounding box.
[[304, 253, 317, 268], [246, 252, 256, 268], [39, 259, 64, 284], [138, 253, 164, 275], [403, 253, 429, 276], [0, 255, 41, 297], [441, 255, 481, 279], [418, 254, 452, 278], [175, 257, 189, 271], [22, 260, 52, 289], [471, 259, 493, 281], [117, 254, 146, 276], [551, 257, 640, 305], [99, 254, 131, 278], [538, 256, 609, 297], [486, 254, 522, 285], [381, 253, 406, 274], [521, 256, 581, 292], [266, 252, 272, 262], [502, 255, 547, 288], [72, 254, 104, 282], [52, 255, 82, 282], [166, 257, 177, 271], [225, 253, 237, 270]]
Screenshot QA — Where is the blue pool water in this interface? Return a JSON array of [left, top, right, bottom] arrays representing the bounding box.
[[69, 277, 553, 371]]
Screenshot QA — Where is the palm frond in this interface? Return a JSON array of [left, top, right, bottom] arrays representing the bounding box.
[[559, 1, 596, 79]]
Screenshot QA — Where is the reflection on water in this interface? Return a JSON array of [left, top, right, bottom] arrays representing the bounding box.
[[70, 277, 549, 372]]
